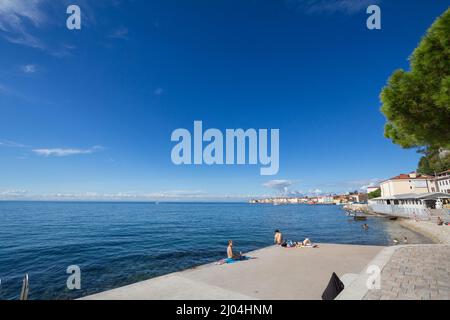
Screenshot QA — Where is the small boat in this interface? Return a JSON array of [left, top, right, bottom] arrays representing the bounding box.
[[354, 216, 367, 221]]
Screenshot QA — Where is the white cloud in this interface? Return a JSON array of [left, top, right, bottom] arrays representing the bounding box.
[[0, 189, 28, 198], [0, 190, 262, 202], [0, 0, 47, 48], [0, 0, 99, 51], [262, 179, 307, 196], [1, 139, 105, 158], [33, 145, 103, 157], [287, 0, 381, 15], [262, 177, 385, 196], [358, 179, 383, 191], [263, 179, 298, 195], [0, 0, 46, 26], [0, 140, 26, 148], [262, 180, 292, 188], [21, 64, 37, 73], [147, 190, 207, 198]]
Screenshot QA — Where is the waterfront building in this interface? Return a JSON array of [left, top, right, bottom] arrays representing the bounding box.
[[317, 196, 334, 204], [332, 195, 351, 205], [369, 192, 450, 219], [379, 172, 437, 198], [436, 170, 450, 194], [349, 193, 368, 203]]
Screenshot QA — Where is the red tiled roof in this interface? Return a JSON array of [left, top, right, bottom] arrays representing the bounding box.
[[394, 174, 432, 180], [383, 173, 434, 182]]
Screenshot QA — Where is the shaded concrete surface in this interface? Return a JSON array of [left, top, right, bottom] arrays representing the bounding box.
[[81, 244, 383, 300]]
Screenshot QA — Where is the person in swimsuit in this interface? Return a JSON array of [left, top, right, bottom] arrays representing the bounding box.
[[227, 240, 242, 259], [274, 230, 283, 245]]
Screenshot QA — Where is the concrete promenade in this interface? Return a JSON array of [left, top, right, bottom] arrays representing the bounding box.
[[338, 222, 450, 300], [81, 244, 383, 300], [364, 245, 450, 300]]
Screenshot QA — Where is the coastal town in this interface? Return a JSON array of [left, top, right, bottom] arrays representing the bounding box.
[[249, 192, 368, 205], [250, 170, 450, 218]]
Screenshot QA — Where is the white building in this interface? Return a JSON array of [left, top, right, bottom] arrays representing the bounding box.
[[350, 193, 368, 203], [317, 196, 334, 204], [369, 192, 450, 218], [379, 172, 437, 198], [436, 170, 450, 194]]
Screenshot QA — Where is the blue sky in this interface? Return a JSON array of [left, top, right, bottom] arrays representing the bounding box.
[[0, 0, 449, 201]]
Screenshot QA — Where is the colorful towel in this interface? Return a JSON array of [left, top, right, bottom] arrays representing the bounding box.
[[216, 256, 250, 265]]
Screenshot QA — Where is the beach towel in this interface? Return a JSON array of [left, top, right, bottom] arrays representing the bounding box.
[[216, 256, 251, 265], [321, 272, 345, 300]]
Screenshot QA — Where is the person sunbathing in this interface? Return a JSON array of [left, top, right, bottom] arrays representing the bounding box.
[[297, 238, 318, 248], [216, 241, 252, 265], [227, 240, 243, 260], [274, 230, 283, 245]]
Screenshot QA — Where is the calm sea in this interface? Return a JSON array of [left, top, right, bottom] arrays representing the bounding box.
[[0, 201, 431, 300]]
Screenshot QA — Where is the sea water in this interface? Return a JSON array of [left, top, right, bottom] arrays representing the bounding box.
[[0, 201, 431, 300]]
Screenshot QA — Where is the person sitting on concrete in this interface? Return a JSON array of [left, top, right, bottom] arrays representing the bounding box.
[[274, 230, 283, 245], [227, 240, 243, 260], [215, 240, 251, 265], [437, 216, 444, 226]]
